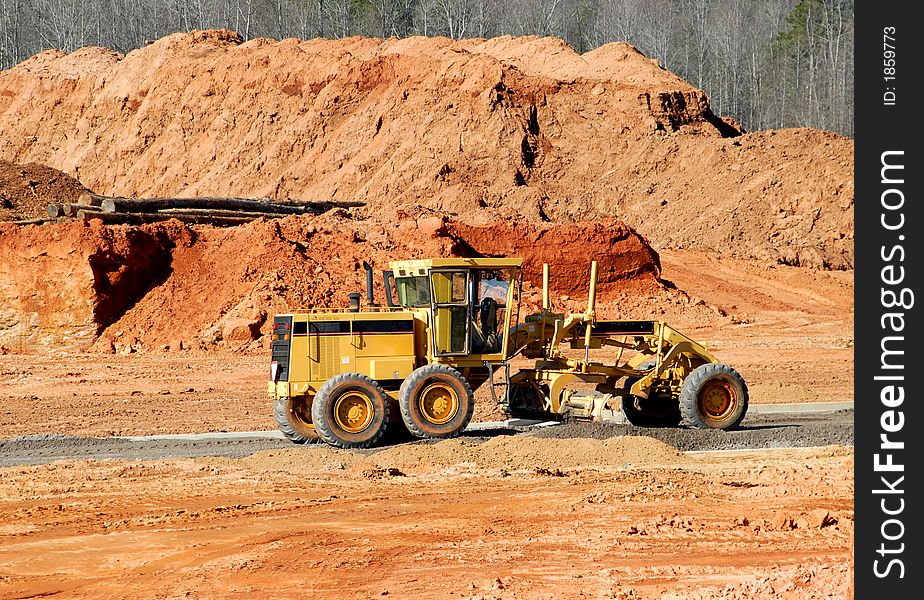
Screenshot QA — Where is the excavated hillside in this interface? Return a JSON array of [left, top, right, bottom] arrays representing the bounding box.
[[0, 214, 661, 351], [0, 31, 853, 269]]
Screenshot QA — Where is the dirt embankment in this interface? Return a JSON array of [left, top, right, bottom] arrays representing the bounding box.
[[0, 213, 660, 352], [0, 31, 852, 268]]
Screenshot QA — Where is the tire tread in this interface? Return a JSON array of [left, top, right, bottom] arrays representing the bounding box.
[[679, 363, 749, 430], [398, 364, 475, 439], [312, 373, 389, 448]]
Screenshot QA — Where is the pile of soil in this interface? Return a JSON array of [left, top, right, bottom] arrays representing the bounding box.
[[236, 435, 687, 473], [0, 160, 89, 221], [372, 435, 688, 469], [0, 31, 853, 268], [0, 219, 178, 350], [0, 213, 661, 351]]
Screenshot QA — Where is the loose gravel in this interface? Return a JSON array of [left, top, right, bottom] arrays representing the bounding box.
[[528, 410, 854, 451], [0, 411, 853, 467]]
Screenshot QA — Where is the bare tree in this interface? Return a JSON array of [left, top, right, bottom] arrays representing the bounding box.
[[433, 0, 471, 39]]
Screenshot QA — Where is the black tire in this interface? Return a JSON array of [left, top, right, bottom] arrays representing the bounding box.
[[274, 397, 319, 444], [621, 361, 682, 427], [680, 363, 749, 430], [398, 364, 475, 439], [311, 373, 390, 448]]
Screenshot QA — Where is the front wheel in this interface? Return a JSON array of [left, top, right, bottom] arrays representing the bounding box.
[[311, 373, 390, 448], [679, 363, 748, 430], [399, 364, 474, 439]]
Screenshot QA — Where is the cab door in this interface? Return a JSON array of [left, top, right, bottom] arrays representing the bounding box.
[[429, 270, 470, 356]]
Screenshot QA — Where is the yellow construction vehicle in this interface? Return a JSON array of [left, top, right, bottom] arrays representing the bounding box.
[[269, 258, 748, 448]]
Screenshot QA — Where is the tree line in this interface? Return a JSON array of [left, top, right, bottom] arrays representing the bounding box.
[[0, 0, 853, 136]]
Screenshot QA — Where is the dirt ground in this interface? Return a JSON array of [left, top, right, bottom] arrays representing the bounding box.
[[0, 248, 854, 598], [0, 34, 852, 269], [0, 444, 853, 599]]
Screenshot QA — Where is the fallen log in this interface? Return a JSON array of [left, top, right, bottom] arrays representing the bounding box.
[[62, 203, 99, 217], [99, 196, 308, 215], [12, 218, 47, 225], [77, 209, 259, 227], [156, 208, 288, 220], [50, 199, 104, 218], [77, 192, 104, 207], [90, 194, 364, 214]]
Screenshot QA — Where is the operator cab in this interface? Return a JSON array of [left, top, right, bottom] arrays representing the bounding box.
[[385, 258, 523, 360]]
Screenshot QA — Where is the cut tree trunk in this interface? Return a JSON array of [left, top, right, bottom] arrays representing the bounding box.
[[62, 203, 99, 216], [156, 208, 288, 219], [88, 194, 363, 214], [76, 192, 104, 207], [77, 210, 259, 227], [98, 196, 308, 214]]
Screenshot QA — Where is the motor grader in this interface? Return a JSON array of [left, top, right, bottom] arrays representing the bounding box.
[[268, 258, 748, 448]]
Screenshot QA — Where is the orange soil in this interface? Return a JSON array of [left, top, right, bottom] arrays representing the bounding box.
[[0, 446, 853, 599], [0, 32, 852, 268], [0, 32, 855, 598], [0, 214, 659, 352]]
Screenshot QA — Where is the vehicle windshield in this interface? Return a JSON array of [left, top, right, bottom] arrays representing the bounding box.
[[477, 270, 510, 305], [395, 276, 431, 307]]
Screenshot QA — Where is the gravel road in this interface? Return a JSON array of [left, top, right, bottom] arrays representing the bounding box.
[[529, 410, 854, 451], [0, 410, 853, 467]]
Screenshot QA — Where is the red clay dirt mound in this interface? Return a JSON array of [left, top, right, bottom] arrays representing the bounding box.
[[0, 161, 89, 221], [0, 214, 660, 352], [0, 31, 852, 268], [449, 218, 660, 294]]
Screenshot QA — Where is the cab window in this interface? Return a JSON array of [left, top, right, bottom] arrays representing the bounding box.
[[395, 276, 430, 307], [431, 271, 467, 304]]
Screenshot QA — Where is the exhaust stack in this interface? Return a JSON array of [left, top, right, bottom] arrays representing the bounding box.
[[363, 261, 378, 308]]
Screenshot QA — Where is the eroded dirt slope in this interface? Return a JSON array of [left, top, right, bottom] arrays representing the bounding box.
[[0, 31, 853, 268], [0, 214, 660, 351]]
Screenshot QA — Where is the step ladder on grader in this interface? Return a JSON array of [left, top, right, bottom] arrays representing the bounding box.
[[268, 258, 748, 448]]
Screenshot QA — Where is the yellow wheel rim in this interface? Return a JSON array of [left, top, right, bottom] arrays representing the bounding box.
[[419, 383, 459, 425], [698, 380, 736, 421], [333, 391, 374, 433]]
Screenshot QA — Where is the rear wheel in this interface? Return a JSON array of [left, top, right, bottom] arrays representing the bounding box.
[[274, 396, 319, 443], [399, 364, 474, 439], [680, 363, 748, 430], [311, 373, 389, 448], [621, 361, 682, 427]]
